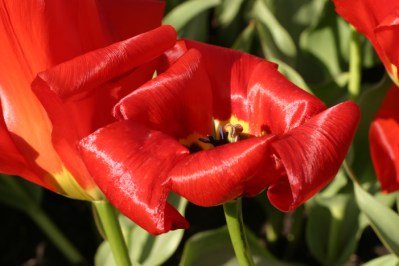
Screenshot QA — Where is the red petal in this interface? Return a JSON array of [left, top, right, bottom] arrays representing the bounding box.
[[31, 26, 176, 188], [183, 40, 267, 121], [375, 13, 399, 75], [170, 135, 277, 206], [0, 103, 52, 189], [370, 85, 399, 192], [333, 0, 399, 80], [34, 25, 176, 100], [247, 61, 326, 136], [79, 121, 189, 235], [97, 0, 165, 42], [268, 101, 360, 211], [176, 40, 326, 136], [0, 0, 164, 192], [115, 48, 213, 139], [0, 0, 165, 72]]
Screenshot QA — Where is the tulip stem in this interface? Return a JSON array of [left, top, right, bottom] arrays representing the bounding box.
[[223, 199, 255, 266], [93, 201, 132, 266], [348, 26, 362, 100]]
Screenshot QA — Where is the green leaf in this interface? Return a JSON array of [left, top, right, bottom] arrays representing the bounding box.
[[216, 0, 244, 27], [319, 168, 348, 198], [180, 226, 294, 266], [163, 0, 221, 32], [232, 21, 256, 53], [363, 254, 399, 266], [299, 1, 350, 78], [95, 193, 188, 266], [273, 58, 311, 93], [306, 193, 364, 266], [353, 181, 399, 258], [0, 174, 42, 212], [252, 0, 296, 59]]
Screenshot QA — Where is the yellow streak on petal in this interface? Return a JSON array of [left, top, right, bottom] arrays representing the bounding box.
[[389, 64, 399, 87], [53, 167, 101, 201]]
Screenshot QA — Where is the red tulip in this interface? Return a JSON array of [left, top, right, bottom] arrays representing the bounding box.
[[79, 40, 360, 234], [0, 0, 170, 200], [334, 0, 399, 192], [333, 0, 399, 85], [370, 85, 399, 192]]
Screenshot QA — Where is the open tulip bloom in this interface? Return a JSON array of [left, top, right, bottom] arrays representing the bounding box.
[[0, 0, 360, 238], [334, 0, 399, 193], [79, 39, 360, 235]]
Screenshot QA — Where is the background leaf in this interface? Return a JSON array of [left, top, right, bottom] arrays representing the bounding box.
[[180, 226, 295, 266], [163, 0, 221, 33], [353, 181, 399, 258]]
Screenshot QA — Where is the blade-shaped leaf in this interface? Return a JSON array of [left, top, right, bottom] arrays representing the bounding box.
[[0, 174, 42, 212], [353, 181, 399, 258], [253, 0, 296, 59], [216, 0, 244, 27], [363, 254, 399, 266], [163, 0, 221, 32], [306, 193, 364, 266], [180, 226, 295, 266]]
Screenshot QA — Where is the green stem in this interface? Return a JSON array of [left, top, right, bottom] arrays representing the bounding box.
[[92, 200, 132, 266], [223, 198, 255, 266], [26, 208, 86, 265], [348, 26, 362, 100]]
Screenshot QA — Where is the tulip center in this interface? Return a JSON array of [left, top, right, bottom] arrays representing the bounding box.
[[199, 123, 244, 146], [179, 116, 250, 153]]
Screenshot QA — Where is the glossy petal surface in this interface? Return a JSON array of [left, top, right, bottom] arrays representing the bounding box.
[[269, 101, 360, 211], [0, 0, 165, 198], [370, 85, 399, 192], [80, 121, 189, 235], [82, 40, 360, 233]]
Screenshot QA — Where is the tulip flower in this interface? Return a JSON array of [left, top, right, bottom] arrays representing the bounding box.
[[333, 0, 399, 86], [79, 40, 360, 234], [369, 84, 399, 192], [0, 0, 170, 200], [333, 0, 399, 192]]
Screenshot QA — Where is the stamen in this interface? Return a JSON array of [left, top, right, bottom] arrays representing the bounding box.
[[224, 123, 244, 142], [198, 120, 244, 147]]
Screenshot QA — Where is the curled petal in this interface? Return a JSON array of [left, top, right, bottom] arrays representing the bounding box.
[[79, 121, 189, 235], [34, 25, 177, 100], [370, 85, 399, 192], [170, 135, 277, 206], [115, 48, 213, 139], [268, 101, 360, 211]]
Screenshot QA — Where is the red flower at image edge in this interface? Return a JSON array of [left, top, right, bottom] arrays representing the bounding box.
[[369, 85, 399, 192], [78, 40, 360, 234], [333, 0, 399, 192], [333, 0, 399, 85], [0, 0, 171, 200]]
